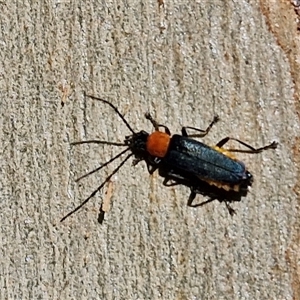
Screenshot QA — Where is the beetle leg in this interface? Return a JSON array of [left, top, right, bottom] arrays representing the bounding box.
[[182, 115, 219, 137], [225, 202, 236, 216], [147, 163, 158, 175], [187, 192, 216, 207], [162, 177, 182, 187], [145, 113, 171, 135], [132, 157, 143, 166], [187, 190, 197, 206], [216, 137, 278, 153]]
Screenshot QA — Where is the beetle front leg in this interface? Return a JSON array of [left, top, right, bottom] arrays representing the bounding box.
[[145, 113, 171, 135], [147, 163, 158, 175]]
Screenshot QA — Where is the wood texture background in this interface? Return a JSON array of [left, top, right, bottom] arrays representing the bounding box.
[[1, 0, 299, 299]]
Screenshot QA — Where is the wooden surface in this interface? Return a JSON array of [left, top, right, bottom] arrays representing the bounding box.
[[1, 0, 299, 299]]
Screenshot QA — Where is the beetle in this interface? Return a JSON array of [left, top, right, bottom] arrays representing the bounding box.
[[61, 94, 277, 222], [142, 112, 277, 215]]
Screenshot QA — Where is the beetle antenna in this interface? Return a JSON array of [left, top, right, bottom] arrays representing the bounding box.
[[84, 93, 136, 134], [75, 147, 130, 182], [71, 140, 126, 147], [61, 152, 133, 222]]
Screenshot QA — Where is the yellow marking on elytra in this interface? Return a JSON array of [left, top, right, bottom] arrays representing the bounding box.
[[199, 177, 241, 192], [212, 146, 237, 160]]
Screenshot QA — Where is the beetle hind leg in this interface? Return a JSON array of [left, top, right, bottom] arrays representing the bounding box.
[[216, 137, 277, 154], [188, 187, 236, 216]]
